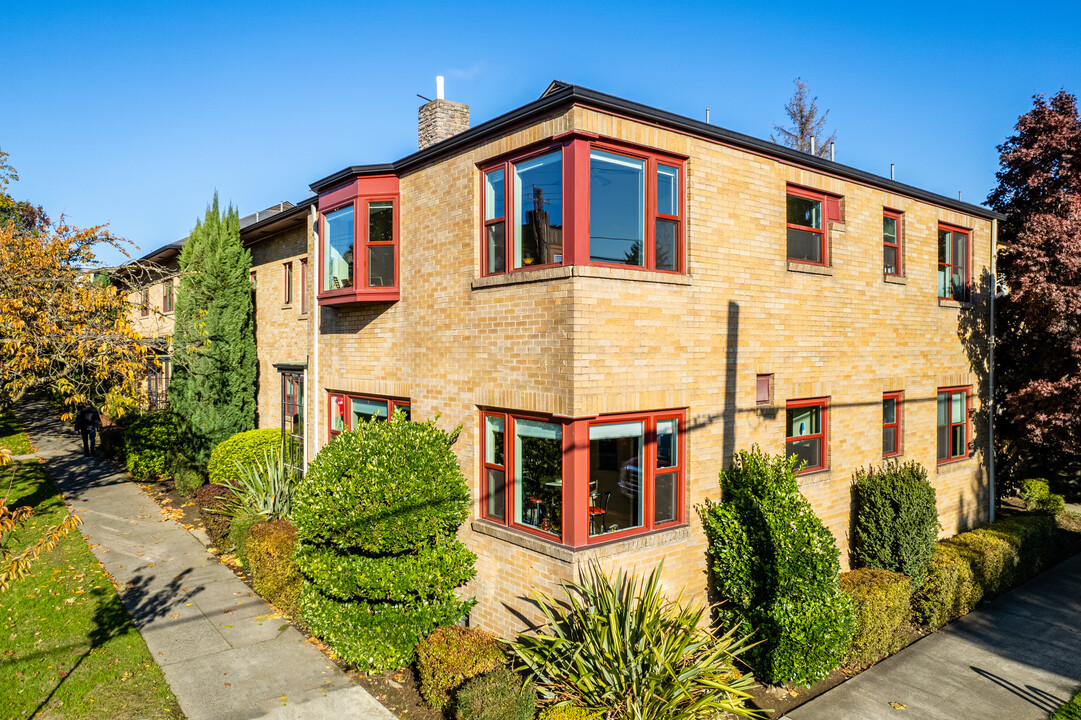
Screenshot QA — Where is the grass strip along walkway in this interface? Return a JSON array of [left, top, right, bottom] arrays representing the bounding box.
[[0, 460, 182, 719], [0, 408, 33, 456], [1049, 687, 1081, 720]]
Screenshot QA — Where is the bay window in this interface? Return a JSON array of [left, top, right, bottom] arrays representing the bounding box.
[[328, 392, 410, 439]]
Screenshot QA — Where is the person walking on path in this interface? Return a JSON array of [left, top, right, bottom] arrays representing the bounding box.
[[72, 402, 101, 457]]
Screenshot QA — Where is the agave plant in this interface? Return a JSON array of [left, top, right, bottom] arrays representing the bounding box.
[[511, 563, 761, 720], [224, 448, 295, 520]]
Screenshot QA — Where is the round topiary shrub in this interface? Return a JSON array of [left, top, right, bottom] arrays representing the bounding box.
[[124, 410, 180, 481], [454, 666, 536, 720], [417, 626, 504, 711], [207, 428, 282, 489], [247, 519, 303, 618], [698, 446, 855, 687], [195, 482, 235, 547], [852, 460, 940, 589], [293, 413, 476, 671]]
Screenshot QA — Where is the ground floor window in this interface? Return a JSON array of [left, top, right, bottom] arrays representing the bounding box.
[[147, 356, 170, 411], [281, 371, 304, 476], [328, 391, 410, 439], [883, 391, 902, 458], [481, 409, 685, 546], [937, 387, 969, 463], [786, 398, 828, 473]]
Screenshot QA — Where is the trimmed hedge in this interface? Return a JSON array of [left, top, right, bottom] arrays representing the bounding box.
[[852, 460, 939, 589], [698, 447, 855, 687], [1019, 478, 1066, 514], [454, 666, 536, 720], [839, 568, 911, 668], [207, 429, 282, 490], [124, 411, 180, 481], [247, 519, 303, 618], [229, 511, 264, 566], [912, 514, 1060, 629], [195, 483, 235, 547], [416, 626, 504, 711], [293, 413, 476, 671]]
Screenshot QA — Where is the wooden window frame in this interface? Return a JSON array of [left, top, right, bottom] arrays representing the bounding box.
[[327, 391, 410, 440], [785, 397, 828, 474], [479, 408, 686, 548], [283, 262, 293, 305], [882, 391, 903, 458], [937, 387, 970, 464], [938, 223, 971, 302], [883, 209, 903, 277], [479, 135, 686, 277]]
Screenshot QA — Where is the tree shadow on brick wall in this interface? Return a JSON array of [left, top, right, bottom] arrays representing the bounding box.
[[957, 270, 998, 501]]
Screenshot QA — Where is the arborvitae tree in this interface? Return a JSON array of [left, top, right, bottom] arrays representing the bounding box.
[[169, 194, 256, 466], [771, 77, 837, 158], [988, 91, 1081, 481]]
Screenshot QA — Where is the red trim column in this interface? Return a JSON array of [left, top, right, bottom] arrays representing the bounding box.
[[564, 138, 591, 267], [562, 417, 590, 547]]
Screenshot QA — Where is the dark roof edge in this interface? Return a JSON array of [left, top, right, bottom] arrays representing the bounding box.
[[310, 82, 1005, 222], [239, 196, 316, 241]]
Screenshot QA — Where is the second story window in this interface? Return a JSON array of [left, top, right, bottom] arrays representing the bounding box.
[[140, 287, 149, 316], [786, 188, 825, 264], [883, 210, 902, 276], [299, 258, 307, 314], [283, 262, 293, 305], [938, 224, 970, 302], [483, 150, 564, 273], [937, 388, 969, 463], [162, 280, 174, 313], [323, 205, 354, 291]]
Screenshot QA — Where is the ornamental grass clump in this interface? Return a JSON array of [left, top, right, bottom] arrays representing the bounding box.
[[223, 447, 294, 520], [512, 563, 760, 720], [292, 411, 476, 671], [852, 460, 939, 589], [698, 446, 855, 687]]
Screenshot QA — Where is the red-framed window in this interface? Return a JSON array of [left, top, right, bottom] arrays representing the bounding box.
[[938, 223, 970, 301], [480, 136, 685, 276], [937, 387, 970, 463], [299, 258, 307, 314], [786, 398, 828, 473], [140, 287, 149, 316], [283, 262, 293, 305], [480, 409, 686, 546], [328, 392, 410, 439], [786, 186, 842, 266], [883, 209, 902, 276], [162, 279, 174, 313], [883, 392, 903, 458]]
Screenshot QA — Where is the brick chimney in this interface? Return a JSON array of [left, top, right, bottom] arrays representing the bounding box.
[[418, 76, 469, 150]]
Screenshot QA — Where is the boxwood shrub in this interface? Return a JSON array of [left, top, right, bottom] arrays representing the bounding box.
[[416, 626, 504, 711], [207, 428, 282, 489], [698, 446, 855, 686], [839, 568, 911, 668], [852, 460, 939, 589], [454, 666, 536, 720], [1019, 478, 1066, 515], [247, 519, 303, 619], [124, 411, 180, 481], [293, 413, 476, 671]]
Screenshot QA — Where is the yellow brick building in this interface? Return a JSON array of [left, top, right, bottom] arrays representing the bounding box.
[[242, 82, 1000, 638]]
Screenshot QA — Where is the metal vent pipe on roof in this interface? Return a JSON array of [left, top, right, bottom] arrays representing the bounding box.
[[830, 141, 835, 162]]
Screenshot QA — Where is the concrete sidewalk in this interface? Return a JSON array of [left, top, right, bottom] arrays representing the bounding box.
[[786, 552, 1081, 720], [14, 399, 396, 720]]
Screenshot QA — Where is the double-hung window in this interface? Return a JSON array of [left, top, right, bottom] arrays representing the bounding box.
[[283, 262, 293, 305], [317, 176, 400, 305], [162, 279, 174, 313], [140, 287, 150, 316], [938, 224, 970, 301], [883, 392, 902, 457], [786, 398, 827, 473], [328, 392, 410, 439], [937, 388, 969, 463], [883, 210, 902, 276], [786, 186, 842, 266]]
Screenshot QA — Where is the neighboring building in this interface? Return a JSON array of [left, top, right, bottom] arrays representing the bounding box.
[[241, 81, 1001, 638]]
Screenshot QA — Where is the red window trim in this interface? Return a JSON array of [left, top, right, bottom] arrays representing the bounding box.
[[785, 397, 828, 474], [299, 258, 307, 314], [327, 391, 410, 440], [937, 223, 971, 302], [883, 209, 903, 277], [882, 391, 903, 458], [937, 386, 970, 464], [785, 185, 835, 267], [479, 408, 687, 548], [283, 262, 293, 305], [479, 136, 686, 278]]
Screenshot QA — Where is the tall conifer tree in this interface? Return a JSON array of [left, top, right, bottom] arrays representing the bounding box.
[[169, 194, 256, 465]]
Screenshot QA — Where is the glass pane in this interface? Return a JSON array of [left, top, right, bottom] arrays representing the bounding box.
[[883, 427, 897, 455], [485, 168, 505, 221], [938, 229, 951, 264], [486, 416, 505, 466], [938, 266, 948, 298], [657, 164, 679, 216], [351, 397, 388, 425], [368, 245, 394, 287], [787, 227, 822, 263], [937, 425, 949, 461], [590, 150, 645, 266], [786, 437, 821, 470], [952, 424, 966, 458], [324, 205, 354, 291], [368, 201, 393, 244], [787, 194, 821, 229], [514, 419, 563, 534], [486, 222, 506, 274], [486, 468, 505, 520], [937, 393, 948, 425], [883, 398, 896, 425], [883, 216, 897, 245], [787, 405, 820, 438], [655, 219, 678, 272], [654, 472, 677, 524], [951, 392, 965, 424], [589, 421, 645, 536], [952, 232, 967, 299], [884, 245, 898, 275], [657, 419, 677, 468], [514, 151, 563, 269]]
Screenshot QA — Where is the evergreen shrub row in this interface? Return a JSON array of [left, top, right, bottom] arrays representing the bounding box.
[[246, 519, 303, 619], [123, 410, 179, 481], [838, 568, 911, 668]]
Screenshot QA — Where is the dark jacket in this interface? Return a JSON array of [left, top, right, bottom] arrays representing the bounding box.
[[74, 406, 102, 432]]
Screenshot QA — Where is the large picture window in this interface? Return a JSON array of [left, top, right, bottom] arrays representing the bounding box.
[[323, 205, 354, 291], [937, 388, 969, 463], [938, 224, 970, 301], [786, 398, 827, 473], [328, 392, 410, 439]]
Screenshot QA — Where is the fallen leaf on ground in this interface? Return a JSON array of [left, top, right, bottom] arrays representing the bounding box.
[[890, 701, 908, 709]]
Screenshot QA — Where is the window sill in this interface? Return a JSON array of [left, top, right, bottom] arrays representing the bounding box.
[[796, 468, 832, 484], [470, 518, 690, 562], [787, 261, 832, 276], [938, 298, 970, 309], [280, 304, 293, 310], [318, 288, 400, 306], [472, 264, 692, 290], [297, 312, 309, 321], [883, 275, 906, 285], [936, 455, 975, 472]]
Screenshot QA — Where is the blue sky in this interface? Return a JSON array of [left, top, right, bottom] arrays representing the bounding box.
[[3, 0, 1078, 266]]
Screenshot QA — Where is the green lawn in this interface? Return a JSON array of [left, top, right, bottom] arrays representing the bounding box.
[[1050, 687, 1081, 720], [0, 461, 182, 719], [0, 409, 33, 456]]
